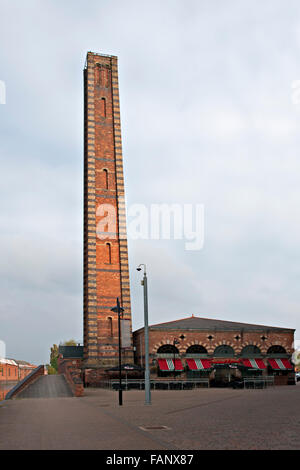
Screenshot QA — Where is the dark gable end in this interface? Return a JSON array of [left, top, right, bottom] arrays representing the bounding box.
[[58, 346, 84, 359]]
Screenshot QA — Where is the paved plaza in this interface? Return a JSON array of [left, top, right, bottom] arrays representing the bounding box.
[[0, 384, 299, 450]]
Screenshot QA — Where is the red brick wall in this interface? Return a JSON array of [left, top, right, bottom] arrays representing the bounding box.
[[0, 363, 18, 381], [5, 365, 44, 399], [134, 326, 295, 382], [18, 365, 37, 381], [57, 357, 83, 370], [143, 329, 294, 356], [83, 52, 133, 369], [58, 358, 84, 397], [0, 363, 36, 382]]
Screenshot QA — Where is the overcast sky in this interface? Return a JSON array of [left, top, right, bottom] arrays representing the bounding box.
[[0, 0, 300, 364]]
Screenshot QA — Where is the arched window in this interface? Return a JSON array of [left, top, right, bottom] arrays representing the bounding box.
[[267, 345, 286, 355], [186, 345, 208, 355], [213, 345, 235, 357], [157, 344, 179, 354], [103, 169, 108, 189], [100, 97, 106, 118], [101, 68, 109, 88], [95, 64, 101, 85], [95, 65, 110, 87], [107, 317, 113, 337], [241, 345, 262, 357], [106, 243, 112, 264]]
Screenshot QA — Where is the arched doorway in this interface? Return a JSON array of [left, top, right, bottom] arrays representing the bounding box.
[[267, 345, 290, 385], [186, 345, 210, 379], [156, 344, 181, 377], [157, 344, 179, 355], [213, 345, 235, 357], [186, 345, 208, 355], [241, 345, 262, 357], [241, 345, 263, 378], [267, 345, 286, 355], [212, 345, 238, 386]]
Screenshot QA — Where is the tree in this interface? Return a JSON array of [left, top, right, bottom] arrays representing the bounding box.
[[62, 339, 77, 346], [47, 364, 57, 375], [49, 340, 77, 372], [50, 344, 59, 372]]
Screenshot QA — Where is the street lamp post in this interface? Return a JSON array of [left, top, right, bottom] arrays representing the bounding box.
[[173, 339, 180, 378], [111, 297, 124, 406], [173, 335, 185, 378], [137, 264, 151, 405]]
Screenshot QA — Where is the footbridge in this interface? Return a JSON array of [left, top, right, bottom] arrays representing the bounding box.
[[5, 366, 73, 399]]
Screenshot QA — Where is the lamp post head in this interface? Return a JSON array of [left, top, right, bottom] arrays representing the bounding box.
[[137, 264, 146, 275], [111, 298, 124, 316]]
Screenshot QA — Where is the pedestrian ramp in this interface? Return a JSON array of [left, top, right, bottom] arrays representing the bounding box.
[[16, 375, 73, 399]]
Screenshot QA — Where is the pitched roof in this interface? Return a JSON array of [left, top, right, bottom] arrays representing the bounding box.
[[1, 358, 36, 366], [0, 358, 17, 366], [143, 315, 294, 333], [8, 359, 33, 366]]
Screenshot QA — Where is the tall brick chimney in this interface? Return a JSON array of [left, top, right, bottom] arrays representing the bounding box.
[[83, 52, 133, 373]]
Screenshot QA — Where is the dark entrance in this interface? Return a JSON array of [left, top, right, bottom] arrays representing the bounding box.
[[211, 364, 241, 387], [211, 346, 241, 387]]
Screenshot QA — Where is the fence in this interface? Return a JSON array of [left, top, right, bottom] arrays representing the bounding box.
[[243, 376, 274, 389], [5, 365, 45, 399], [99, 378, 210, 390]]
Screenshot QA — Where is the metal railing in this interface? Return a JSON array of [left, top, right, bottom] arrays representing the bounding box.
[[5, 365, 44, 399], [243, 376, 274, 389], [99, 378, 210, 390]]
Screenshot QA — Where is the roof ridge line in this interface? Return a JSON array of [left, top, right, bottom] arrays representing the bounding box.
[[147, 315, 294, 331], [149, 315, 195, 328]]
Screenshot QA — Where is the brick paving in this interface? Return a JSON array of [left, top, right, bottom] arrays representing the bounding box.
[[0, 384, 299, 449]]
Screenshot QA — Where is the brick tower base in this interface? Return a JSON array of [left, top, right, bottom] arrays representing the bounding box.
[[83, 350, 135, 386]]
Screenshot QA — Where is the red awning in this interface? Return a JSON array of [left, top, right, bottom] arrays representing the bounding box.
[[242, 358, 266, 370], [186, 359, 212, 370], [157, 358, 184, 371], [268, 358, 293, 370]]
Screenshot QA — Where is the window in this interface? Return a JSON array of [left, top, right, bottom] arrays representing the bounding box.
[[157, 344, 179, 354], [213, 345, 235, 357], [267, 345, 286, 355], [101, 68, 109, 88], [186, 345, 208, 355], [95, 64, 110, 87], [241, 345, 262, 357], [95, 64, 101, 85], [100, 97, 106, 118], [103, 169, 108, 189], [108, 317, 113, 337], [106, 243, 112, 264]]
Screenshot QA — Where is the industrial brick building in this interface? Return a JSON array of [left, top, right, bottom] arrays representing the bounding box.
[[83, 52, 133, 384], [65, 51, 296, 388], [133, 316, 295, 386], [0, 358, 36, 382], [0, 358, 37, 400]]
